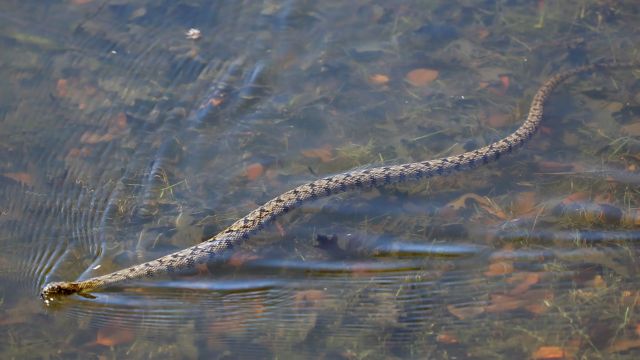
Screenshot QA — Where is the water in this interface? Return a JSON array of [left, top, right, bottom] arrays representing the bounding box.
[[1, 0, 640, 358]]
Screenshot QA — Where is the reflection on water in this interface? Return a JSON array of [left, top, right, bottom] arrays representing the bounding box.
[[1, 0, 640, 358]]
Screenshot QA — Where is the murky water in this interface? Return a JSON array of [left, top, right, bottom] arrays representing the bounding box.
[[1, 0, 640, 358]]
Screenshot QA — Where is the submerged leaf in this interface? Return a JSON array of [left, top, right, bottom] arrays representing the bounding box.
[[245, 163, 265, 180], [532, 346, 568, 359], [447, 304, 485, 320], [301, 145, 333, 162], [94, 327, 134, 347], [3, 172, 33, 186], [405, 68, 439, 87]]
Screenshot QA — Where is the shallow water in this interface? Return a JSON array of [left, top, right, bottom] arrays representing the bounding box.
[[1, 0, 640, 358]]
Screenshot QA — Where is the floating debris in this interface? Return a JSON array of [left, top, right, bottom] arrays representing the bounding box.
[[185, 28, 202, 40]]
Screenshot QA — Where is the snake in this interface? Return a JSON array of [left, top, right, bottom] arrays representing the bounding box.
[[40, 60, 638, 303]]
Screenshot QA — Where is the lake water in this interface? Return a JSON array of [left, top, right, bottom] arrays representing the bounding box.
[[1, 1, 640, 358]]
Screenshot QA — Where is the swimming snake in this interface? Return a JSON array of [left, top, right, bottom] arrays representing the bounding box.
[[40, 60, 638, 303]]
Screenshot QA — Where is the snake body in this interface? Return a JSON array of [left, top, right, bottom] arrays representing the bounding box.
[[41, 61, 637, 302]]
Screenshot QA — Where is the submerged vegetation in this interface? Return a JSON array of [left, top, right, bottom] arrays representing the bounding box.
[[1, 0, 640, 358]]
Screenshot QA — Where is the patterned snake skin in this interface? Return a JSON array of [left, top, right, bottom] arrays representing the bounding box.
[[41, 61, 637, 302]]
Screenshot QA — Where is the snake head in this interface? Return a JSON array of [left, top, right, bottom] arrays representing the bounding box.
[[40, 282, 82, 304]]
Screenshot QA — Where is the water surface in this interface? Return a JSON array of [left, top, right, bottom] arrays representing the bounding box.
[[1, 1, 640, 358]]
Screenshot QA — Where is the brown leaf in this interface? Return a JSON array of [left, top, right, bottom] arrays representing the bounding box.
[[56, 79, 68, 97], [620, 290, 640, 306], [475, 27, 490, 40], [95, 327, 134, 347], [447, 193, 486, 211], [499, 75, 510, 91], [80, 131, 114, 144], [3, 172, 33, 186], [512, 191, 537, 216], [368, 74, 390, 85], [436, 331, 459, 344], [484, 261, 514, 277], [244, 163, 265, 181], [447, 193, 507, 220], [111, 112, 128, 132], [509, 272, 540, 295], [589, 274, 607, 289], [621, 121, 640, 136], [523, 289, 553, 315], [405, 68, 439, 87], [532, 346, 568, 359], [607, 338, 640, 353], [447, 304, 485, 320], [485, 293, 523, 313], [301, 145, 333, 163]]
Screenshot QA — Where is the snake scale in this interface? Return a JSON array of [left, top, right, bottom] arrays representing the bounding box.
[[41, 60, 638, 302]]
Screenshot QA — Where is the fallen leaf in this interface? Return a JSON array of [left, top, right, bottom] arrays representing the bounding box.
[[368, 73, 390, 85], [621, 121, 640, 136], [620, 290, 640, 306], [3, 172, 33, 186], [512, 191, 537, 216], [588, 274, 607, 288], [524, 303, 548, 315], [80, 131, 114, 144], [509, 272, 540, 295], [447, 193, 486, 211], [524, 290, 553, 315], [436, 331, 459, 344], [532, 346, 567, 359], [484, 261, 514, 277], [95, 327, 134, 347], [475, 27, 490, 39], [112, 112, 128, 132], [209, 97, 224, 107], [56, 79, 68, 97], [301, 145, 333, 163], [485, 293, 523, 313], [446, 193, 508, 220], [245, 163, 265, 181], [499, 75, 510, 91], [607, 338, 640, 353], [447, 304, 485, 320], [405, 68, 439, 87]]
